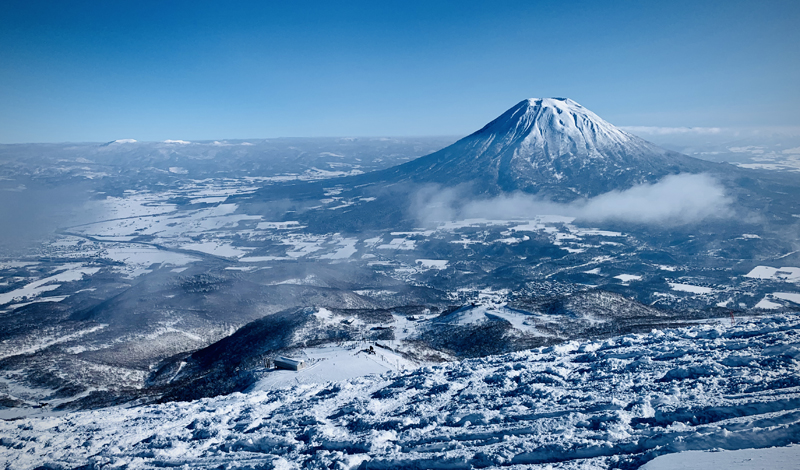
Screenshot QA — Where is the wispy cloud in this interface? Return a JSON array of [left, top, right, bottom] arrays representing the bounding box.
[[412, 174, 732, 227]]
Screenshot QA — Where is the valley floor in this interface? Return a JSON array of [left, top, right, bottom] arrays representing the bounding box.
[[2, 313, 800, 470]]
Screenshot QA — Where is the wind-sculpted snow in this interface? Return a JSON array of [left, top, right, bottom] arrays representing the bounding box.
[[2, 314, 800, 469]]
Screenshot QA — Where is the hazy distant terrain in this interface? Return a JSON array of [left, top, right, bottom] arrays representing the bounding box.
[[622, 126, 800, 171]]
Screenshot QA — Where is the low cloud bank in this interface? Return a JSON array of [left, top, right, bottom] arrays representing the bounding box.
[[621, 126, 723, 136], [412, 173, 732, 226]]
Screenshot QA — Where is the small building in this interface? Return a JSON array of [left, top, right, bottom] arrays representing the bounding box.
[[273, 356, 305, 371]]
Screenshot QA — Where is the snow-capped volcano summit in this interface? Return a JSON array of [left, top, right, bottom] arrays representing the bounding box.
[[479, 98, 635, 154], [372, 97, 714, 199]]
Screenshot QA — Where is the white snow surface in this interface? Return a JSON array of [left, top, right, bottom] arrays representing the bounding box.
[[179, 241, 249, 258], [668, 282, 714, 294], [641, 445, 800, 470], [755, 297, 783, 309], [0, 264, 100, 306], [745, 266, 800, 283], [476, 98, 655, 167], [502, 98, 634, 152], [3, 314, 800, 469], [774, 292, 800, 305], [251, 345, 415, 392], [433, 303, 547, 335], [415, 259, 448, 269]]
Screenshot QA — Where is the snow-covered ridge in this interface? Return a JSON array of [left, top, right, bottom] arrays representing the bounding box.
[[3, 314, 799, 469]]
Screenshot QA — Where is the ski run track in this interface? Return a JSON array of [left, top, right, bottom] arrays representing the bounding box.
[[2, 314, 800, 469]]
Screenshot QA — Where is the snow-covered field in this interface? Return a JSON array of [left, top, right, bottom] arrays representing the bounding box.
[[2, 314, 799, 469], [0, 263, 99, 306], [746, 266, 800, 284], [668, 283, 714, 294], [250, 345, 415, 392]]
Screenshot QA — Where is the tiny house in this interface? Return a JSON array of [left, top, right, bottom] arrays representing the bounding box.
[[273, 356, 305, 371]]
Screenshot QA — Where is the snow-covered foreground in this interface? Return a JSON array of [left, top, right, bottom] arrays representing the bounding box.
[[2, 314, 800, 470], [641, 444, 800, 469]]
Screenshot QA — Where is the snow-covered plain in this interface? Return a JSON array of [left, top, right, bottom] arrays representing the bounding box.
[[2, 314, 799, 469]]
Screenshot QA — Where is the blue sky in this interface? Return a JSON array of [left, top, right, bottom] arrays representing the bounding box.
[[1, 0, 798, 143]]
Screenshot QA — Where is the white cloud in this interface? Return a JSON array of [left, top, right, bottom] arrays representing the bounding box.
[[575, 174, 731, 224], [621, 126, 723, 136], [412, 174, 732, 227]]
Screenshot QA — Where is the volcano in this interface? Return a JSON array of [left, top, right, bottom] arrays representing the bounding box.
[[248, 98, 726, 230], [369, 98, 714, 200]]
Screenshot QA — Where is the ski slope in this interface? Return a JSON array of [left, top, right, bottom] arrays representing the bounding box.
[[2, 314, 799, 469]]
